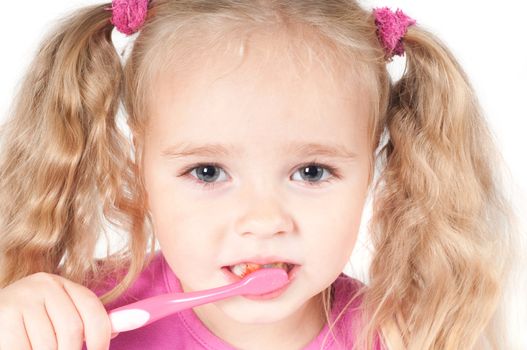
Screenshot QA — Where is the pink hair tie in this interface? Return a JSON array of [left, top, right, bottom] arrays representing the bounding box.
[[373, 7, 416, 61], [106, 0, 150, 35]]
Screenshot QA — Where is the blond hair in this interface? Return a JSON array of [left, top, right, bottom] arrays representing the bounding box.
[[0, 1, 520, 349]]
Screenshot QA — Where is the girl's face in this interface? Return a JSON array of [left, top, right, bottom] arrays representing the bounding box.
[[142, 34, 371, 339]]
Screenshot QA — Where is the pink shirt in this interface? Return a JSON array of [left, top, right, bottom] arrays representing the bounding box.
[[83, 252, 383, 349]]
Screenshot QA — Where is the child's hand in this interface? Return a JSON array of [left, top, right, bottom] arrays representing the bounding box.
[[0, 272, 118, 350]]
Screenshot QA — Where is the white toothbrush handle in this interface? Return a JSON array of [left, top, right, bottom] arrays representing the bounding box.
[[109, 308, 151, 332]]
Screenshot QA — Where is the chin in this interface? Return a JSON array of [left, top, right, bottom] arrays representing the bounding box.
[[220, 303, 291, 324], [214, 292, 308, 324]]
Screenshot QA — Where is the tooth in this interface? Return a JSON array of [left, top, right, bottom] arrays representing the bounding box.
[[231, 264, 246, 277], [230, 262, 294, 278], [245, 263, 260, 275]]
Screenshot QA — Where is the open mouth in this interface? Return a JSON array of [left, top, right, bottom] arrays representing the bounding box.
[[227, 262, 295, 279], [220, 261, 301, 299]]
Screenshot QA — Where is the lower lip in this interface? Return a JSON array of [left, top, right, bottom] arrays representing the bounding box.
[[221, 265, 301, 300]]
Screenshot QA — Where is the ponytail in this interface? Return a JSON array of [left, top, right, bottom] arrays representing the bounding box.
[[358, 24, 519, 349], [0, 4, 155, 304]]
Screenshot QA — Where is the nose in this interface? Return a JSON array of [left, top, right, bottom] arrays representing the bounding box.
[[233, 185, 294, 238]]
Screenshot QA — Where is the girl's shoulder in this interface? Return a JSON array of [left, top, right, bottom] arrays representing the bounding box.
[[331, 272, 367, 313], [329, 273, 385, 350], [89, 251, 169, 311]]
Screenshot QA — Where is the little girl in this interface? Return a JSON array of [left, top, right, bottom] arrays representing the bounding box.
[[0, 0, 521, 349]]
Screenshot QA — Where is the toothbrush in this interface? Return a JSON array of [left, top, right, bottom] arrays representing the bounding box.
[[108, 268, 289, 333]]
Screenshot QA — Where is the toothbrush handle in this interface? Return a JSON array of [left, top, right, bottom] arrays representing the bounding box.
[[109, 281, 246, 332]]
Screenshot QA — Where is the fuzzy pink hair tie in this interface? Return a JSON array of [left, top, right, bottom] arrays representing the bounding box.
[[373, 7, 416, 61], [106, 0, 150, 35]]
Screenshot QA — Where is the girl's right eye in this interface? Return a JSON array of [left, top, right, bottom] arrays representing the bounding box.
[[182, 163, 227, 190]]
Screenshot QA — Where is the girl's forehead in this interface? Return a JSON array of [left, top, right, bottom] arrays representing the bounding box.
[[150, 33, 366, 116], [149, 25, 364, 103], [145, 49, 370, 158], [142, 28, 372, 154], [151, 50, 367, 127]]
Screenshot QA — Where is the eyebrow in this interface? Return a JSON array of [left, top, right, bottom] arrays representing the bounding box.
[[161, 142, 358, 160]]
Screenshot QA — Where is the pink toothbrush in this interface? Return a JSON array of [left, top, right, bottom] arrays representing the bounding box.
[[108, 268, 289, 332]]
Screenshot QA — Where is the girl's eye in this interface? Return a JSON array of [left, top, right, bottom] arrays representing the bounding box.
[[184, 163, 228, 190], [179, 162, 340, 190]]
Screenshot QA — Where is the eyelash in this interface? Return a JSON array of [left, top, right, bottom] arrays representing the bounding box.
[[179, 161, 341, 190]]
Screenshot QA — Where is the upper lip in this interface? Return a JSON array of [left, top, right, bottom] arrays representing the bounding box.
[[223, 256, 300, 267]]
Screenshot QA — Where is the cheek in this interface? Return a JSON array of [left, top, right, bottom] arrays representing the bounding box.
[[147, 185, 222, 270], [153, 211, 219, 290], [154, 215, 192, 255], [307, 194, 365, 266], [144, 178, 195, 259]]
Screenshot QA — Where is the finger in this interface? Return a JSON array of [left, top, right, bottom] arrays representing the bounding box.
[[42, 282, 85, 350], [22, 304, 57, 350], [0, 311, 32, 350], [62, 279, 112, 350]]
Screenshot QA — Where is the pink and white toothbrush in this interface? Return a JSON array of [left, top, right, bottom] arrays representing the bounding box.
[[108, 268, 289, 333]]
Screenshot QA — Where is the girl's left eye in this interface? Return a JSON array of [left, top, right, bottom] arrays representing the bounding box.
[[178, 162, 341, 190]]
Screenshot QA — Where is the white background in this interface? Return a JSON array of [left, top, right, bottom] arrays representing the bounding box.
[[1, 1, 526, 347]]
